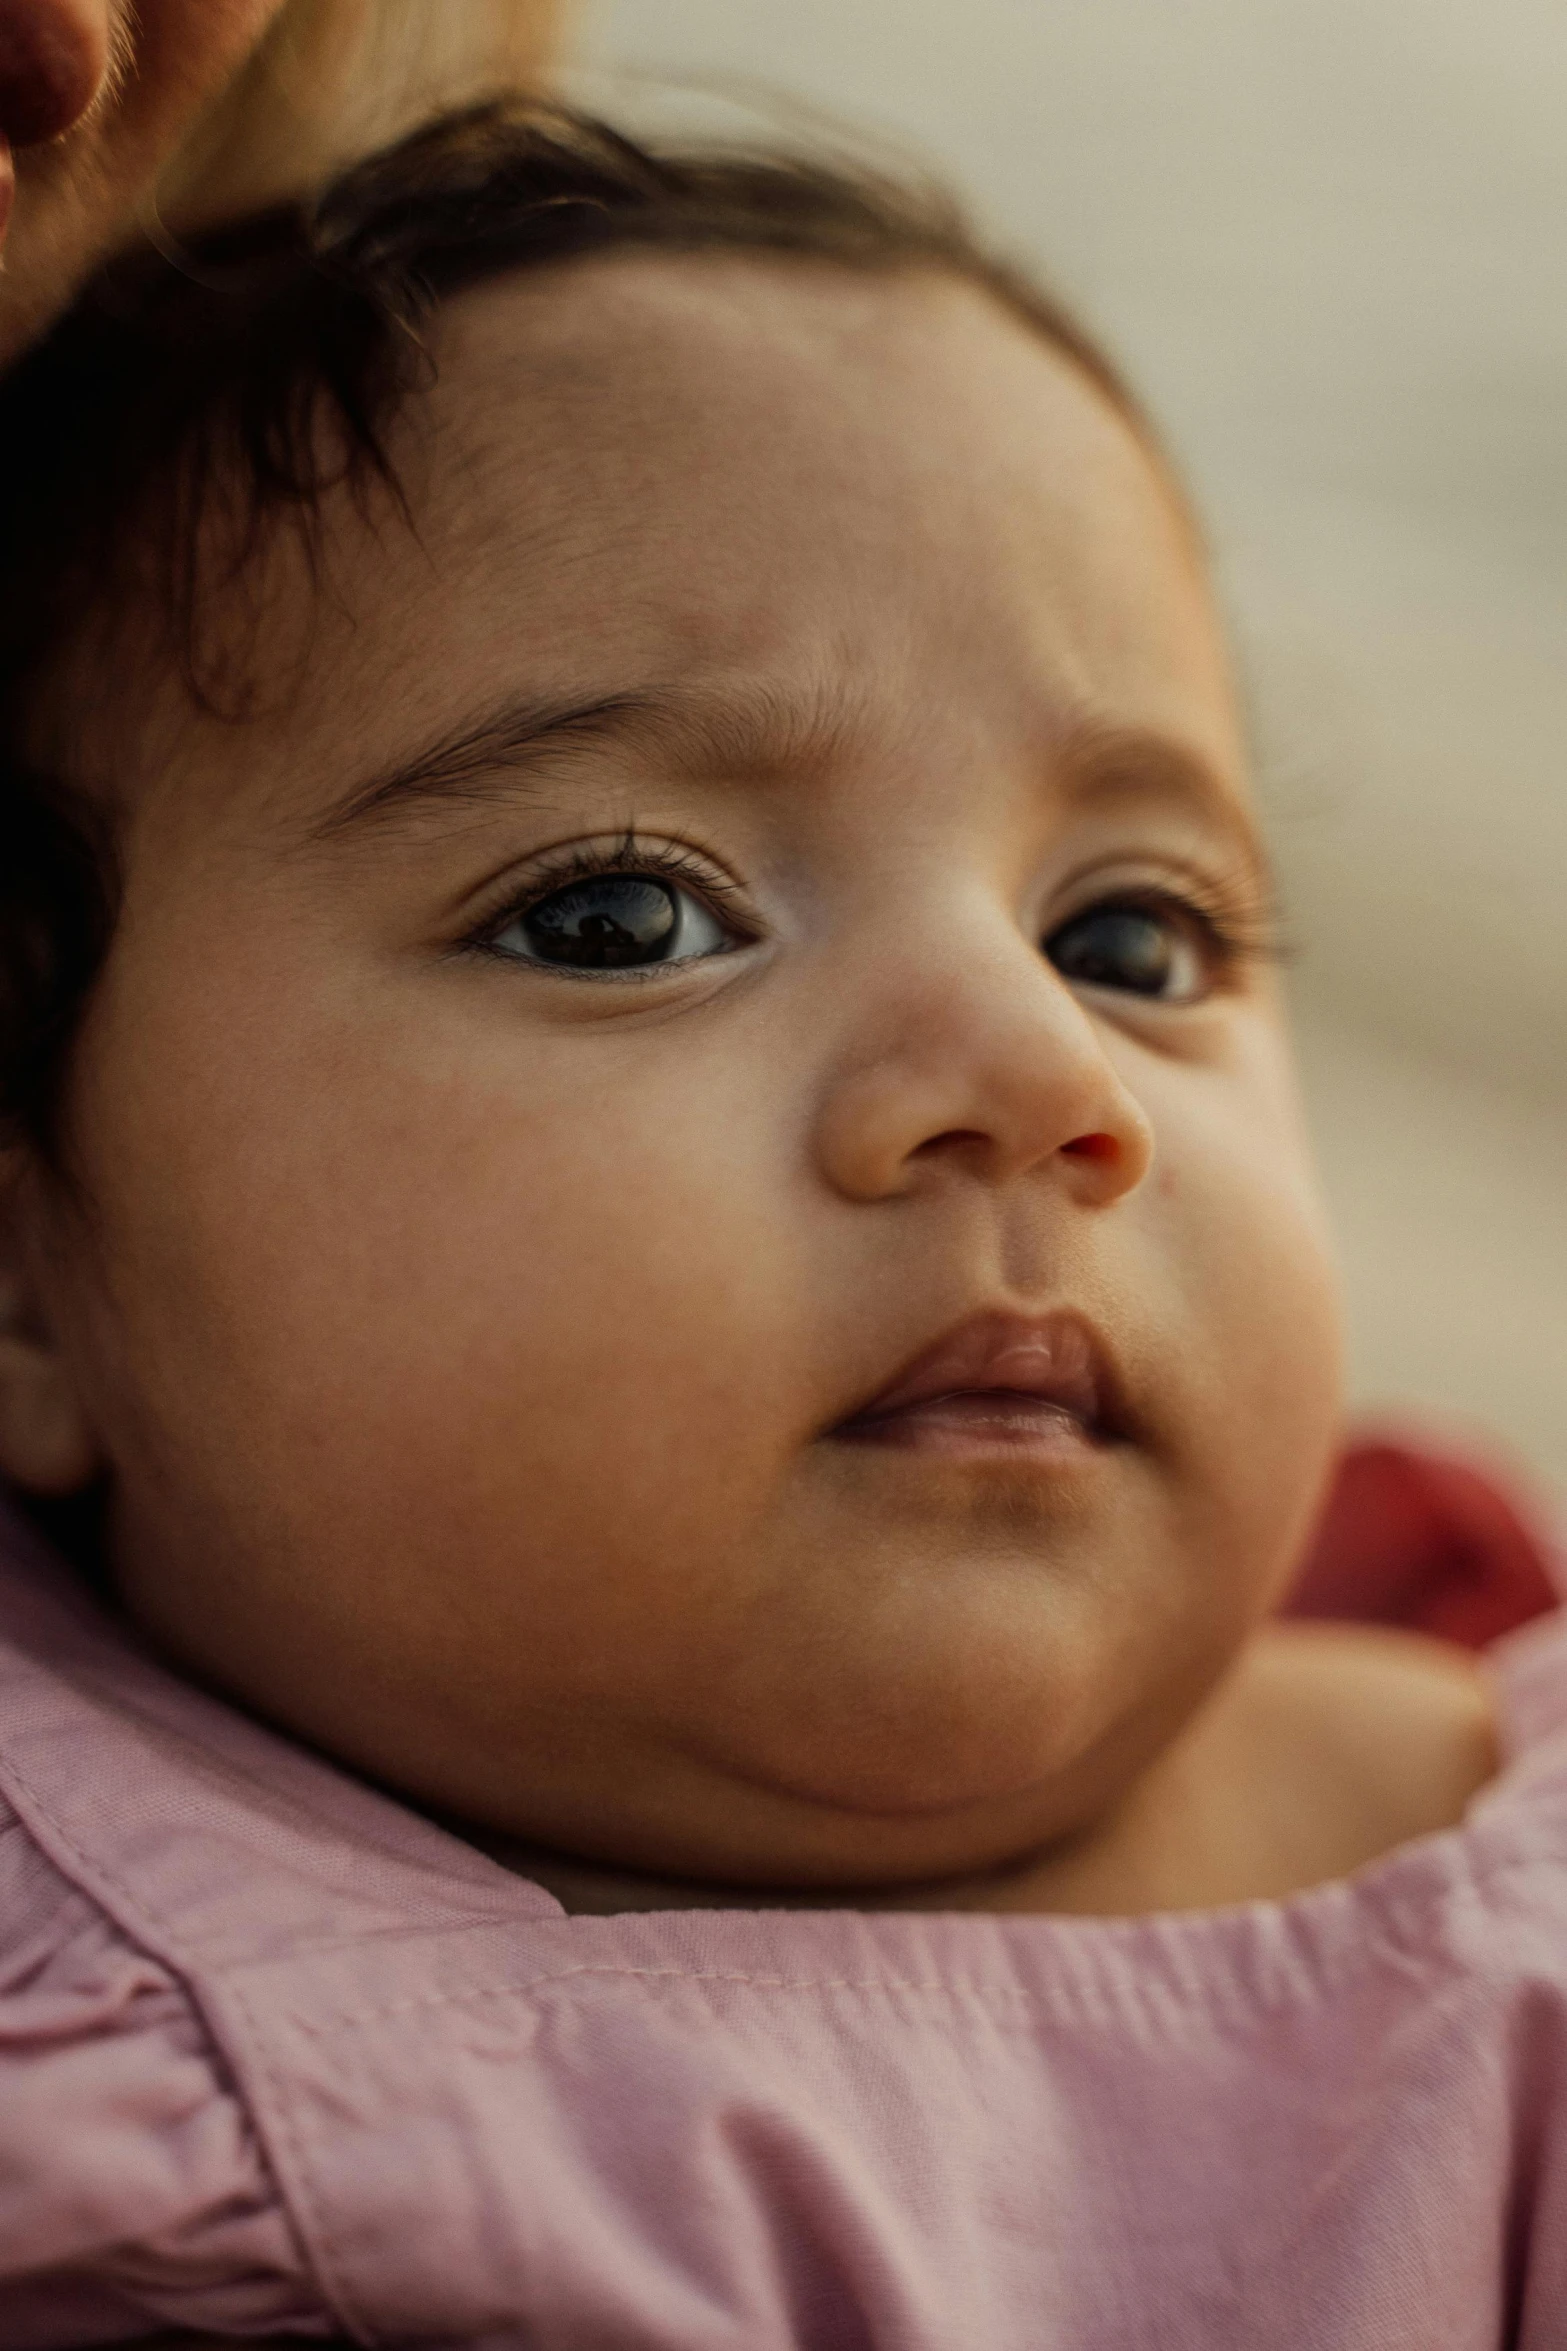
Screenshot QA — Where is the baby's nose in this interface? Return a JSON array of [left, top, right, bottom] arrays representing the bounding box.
[[814, 932, 1155, 1208]]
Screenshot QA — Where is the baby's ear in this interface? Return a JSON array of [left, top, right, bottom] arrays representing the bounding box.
[[0, 1152, 104, 1496]]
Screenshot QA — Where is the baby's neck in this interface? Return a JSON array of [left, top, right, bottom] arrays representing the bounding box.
[[441, 1623, 1498, 1919]]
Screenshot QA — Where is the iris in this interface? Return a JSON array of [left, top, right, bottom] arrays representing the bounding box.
[[524, 875, 680, 969]]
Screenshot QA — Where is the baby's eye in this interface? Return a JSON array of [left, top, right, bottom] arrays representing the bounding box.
[[1045, 899, 1213, 1004], [490, 871, 731, 972]]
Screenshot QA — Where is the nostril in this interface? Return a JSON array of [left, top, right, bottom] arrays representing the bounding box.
[[0, 1, 110, 148], [1062, 1131, 1120, 1162], [911, 1128, 990, 1161]]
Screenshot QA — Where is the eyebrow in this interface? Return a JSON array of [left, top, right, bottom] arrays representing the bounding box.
[[311, 686, 684, 838], [312, 679, 1269, 888], [1053, 720, 1274, 894]]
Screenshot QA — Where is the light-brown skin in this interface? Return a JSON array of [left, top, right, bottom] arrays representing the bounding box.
[[0, 0, 562, 364], [0, 255, 1495, 1924]]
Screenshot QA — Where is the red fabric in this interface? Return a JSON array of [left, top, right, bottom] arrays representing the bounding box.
[[1283, 1438, 1561, 1651]]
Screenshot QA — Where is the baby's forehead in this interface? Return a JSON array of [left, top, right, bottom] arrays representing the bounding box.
[[296, 251, 1236, 769], [414, 252, 1175, 576], [51, 250, 1244, 859]]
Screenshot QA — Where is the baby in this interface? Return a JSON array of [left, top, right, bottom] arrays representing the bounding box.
[[0, 101, 1560, 2348]]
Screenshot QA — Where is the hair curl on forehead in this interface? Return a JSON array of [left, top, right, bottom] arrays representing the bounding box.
[[0, 97, 1151, 1161]]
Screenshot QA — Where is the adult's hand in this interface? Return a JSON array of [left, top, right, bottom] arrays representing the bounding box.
[[0, 0, 103, 147], [0, 2, 293, 362], [0, 0, 562, 368]]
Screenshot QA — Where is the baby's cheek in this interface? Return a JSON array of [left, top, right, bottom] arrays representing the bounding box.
[[108, 1013, 810, 1715], [1151, 1069, 1344, 1593]]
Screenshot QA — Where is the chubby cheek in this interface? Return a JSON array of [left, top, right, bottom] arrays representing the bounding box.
[[1136, 1026, 1344, 1601], [80, 955, 808, 1741]]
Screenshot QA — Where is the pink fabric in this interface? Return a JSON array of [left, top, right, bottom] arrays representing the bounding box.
[[5, 1495, 1567, 2347]]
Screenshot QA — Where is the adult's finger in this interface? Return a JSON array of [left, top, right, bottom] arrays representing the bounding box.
[[0, 0, 110, 147]]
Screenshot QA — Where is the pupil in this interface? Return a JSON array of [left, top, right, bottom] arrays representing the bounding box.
[[525, 875, 678, 968], [1052, 910, 1173, 995]]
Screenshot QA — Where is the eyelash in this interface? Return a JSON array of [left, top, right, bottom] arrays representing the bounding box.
[[461, 833, 1286, 993], [464, 830, 750, 956], [1051, 874, 1288, 987]]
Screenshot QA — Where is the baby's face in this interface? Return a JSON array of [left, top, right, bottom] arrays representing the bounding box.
[[21, 255, 1343, 1887]]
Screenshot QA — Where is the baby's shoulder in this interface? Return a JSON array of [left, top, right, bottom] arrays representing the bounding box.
[[1223, 1620, 1500, 1888]]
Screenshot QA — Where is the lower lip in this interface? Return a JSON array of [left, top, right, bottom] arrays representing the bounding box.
[[833, 1389, 1100, 1461]]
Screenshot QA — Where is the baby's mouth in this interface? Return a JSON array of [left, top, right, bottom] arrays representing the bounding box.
[[831, 1309, 1116, 1459]]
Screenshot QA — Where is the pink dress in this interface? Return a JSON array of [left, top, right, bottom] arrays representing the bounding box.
[[4, 1489, 1567, 2350]]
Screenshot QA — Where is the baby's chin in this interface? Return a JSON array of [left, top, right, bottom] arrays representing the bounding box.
[[431, 1688, 1187, 1911], [394, 1595, 1232, 1903], [101, 1368, 1290, 1902]]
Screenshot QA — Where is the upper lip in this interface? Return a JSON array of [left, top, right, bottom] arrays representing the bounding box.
[[834, 1308, 1122, 1437]]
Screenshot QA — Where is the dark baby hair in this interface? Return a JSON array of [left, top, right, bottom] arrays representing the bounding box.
[[0, 98, 1144, 1160]]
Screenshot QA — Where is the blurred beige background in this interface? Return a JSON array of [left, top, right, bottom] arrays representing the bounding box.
[[585, 0, 1567, 1512]]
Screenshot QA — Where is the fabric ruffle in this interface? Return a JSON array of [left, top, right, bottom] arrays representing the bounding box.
[[0, 1805, 330, 2347]]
